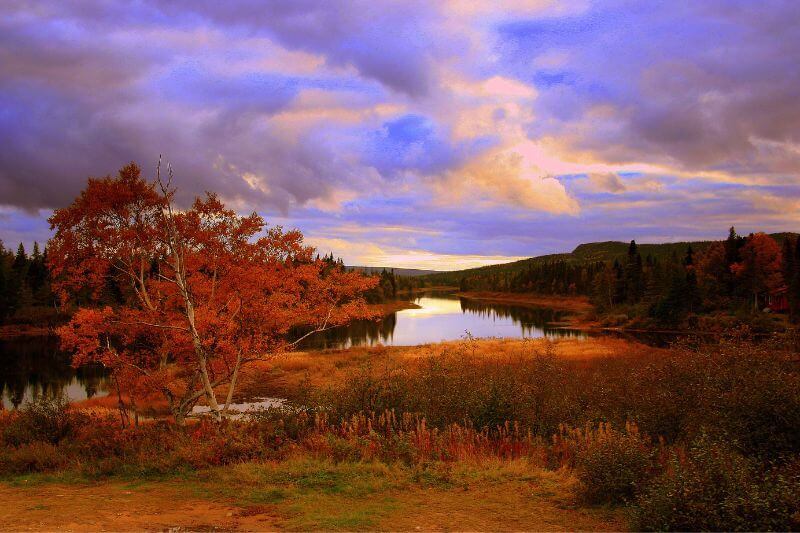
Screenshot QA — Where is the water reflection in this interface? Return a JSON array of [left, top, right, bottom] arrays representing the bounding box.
[[299, 292, 587, 350], [0, 335, 107, 409]]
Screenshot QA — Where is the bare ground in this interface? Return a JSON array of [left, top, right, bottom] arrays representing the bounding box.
[[0, 464, 624, 531]]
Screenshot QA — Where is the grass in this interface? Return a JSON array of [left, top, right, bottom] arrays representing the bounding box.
[[0, 456, 623, 531], [4, 334, 799, 530], [235, 336, 660, 401], [70, 336, 658, 410], [4, 470, 90, 487], [190, 458, 624, 530]]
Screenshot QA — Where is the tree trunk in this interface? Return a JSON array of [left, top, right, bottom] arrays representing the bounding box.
[[223, 351, 243, 415], [172, 249, 223, 421], [197, 353, 222, 421], [113, 376, 129, 429]]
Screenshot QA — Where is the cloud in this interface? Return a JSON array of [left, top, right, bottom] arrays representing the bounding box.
[[0, 0, 797, 267], [500, 1, 800, 180], [305, 235, 527, 270], [588, 173, 626, 193]]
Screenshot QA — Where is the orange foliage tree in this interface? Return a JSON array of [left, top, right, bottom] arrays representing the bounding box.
[[731, 232, 783, 311], [49, 162, 377, 424]]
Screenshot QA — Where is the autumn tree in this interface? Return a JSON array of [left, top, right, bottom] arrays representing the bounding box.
[[731, 233, 783, 311], [49, 162, 377, 424], [696, 241, 728, 308], [590, 262, 617, 310]]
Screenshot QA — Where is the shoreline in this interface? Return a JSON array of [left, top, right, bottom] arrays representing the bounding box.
[[368, 300, 421, 315], [455, 290, 599, 329], [454, 291, 593, 313], [452, 290, 773, 336]]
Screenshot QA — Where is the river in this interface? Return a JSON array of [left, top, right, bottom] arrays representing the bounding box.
[[298, 292, 588, 349], [0, 334, 106, 410], [1, 291, 590, 407]]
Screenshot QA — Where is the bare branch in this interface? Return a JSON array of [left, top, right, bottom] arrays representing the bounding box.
[[287, 306, 335, 348]]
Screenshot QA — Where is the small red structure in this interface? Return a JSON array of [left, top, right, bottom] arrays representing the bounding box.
[[767, 286, 789, 312]]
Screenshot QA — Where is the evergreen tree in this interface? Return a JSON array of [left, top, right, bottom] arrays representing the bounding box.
[[624, 240, 644, 304], [0, 241, 57, 322], [724, 226, 746, 299], [5, 243, 27, 315], [684, 246, 701, 313], [652, 266, 690, 325], [612, 259, 625, 305]]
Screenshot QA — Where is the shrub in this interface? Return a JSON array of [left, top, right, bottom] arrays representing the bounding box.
[[699, 337, 800, 459], [568, 422, 654, 505], [1, 396, 81, 446], [319, 343, 578, 437], [633, 433, 800, 531], [0, 441, 66, 475]]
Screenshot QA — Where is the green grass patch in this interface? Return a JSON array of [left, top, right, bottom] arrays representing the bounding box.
[[3, 470, 90, 486], [186, 458, 409, 529], [247, 487, 289, 504]]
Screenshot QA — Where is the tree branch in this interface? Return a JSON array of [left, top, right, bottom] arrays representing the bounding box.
[[287, 306, 335, 348], [112, 319, 190, 333]]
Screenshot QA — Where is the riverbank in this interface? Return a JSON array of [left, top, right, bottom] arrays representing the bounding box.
[[5, 334, 797, 531], [70, 336, 659, 416], [455, 291, 597, 328], [367, 300, 421, 315], [455, 291, 592, 313], [4, 335, 658, 531], [454, 290, 795, 335], [237, 336, 658, 402]]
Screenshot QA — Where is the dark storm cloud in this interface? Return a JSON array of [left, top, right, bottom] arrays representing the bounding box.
[[0, 1, 388, 212], [145, 0, 443, 97]]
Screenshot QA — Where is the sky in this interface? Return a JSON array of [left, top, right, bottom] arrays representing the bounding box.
[[1, 0, 799, 270]]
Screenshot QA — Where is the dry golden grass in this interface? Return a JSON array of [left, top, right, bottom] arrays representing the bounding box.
[[238, 336, 661, 400], [71, 336, 660, 414]]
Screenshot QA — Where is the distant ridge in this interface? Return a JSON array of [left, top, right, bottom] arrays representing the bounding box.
[[416, 232, 799, 285], [347, 266, 441, 277]]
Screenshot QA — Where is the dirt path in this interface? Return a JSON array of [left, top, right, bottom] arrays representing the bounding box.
[[0, 482, 277, 531], [0, 472, 624, 531], [378, 482, 624, 531]]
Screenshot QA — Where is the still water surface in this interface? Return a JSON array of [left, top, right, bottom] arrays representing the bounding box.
[[299, 292, 587, 350], [1, 292, 588, 407], [1, 335, 106, 410]]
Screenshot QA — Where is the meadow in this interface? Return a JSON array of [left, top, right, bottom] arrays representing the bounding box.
[[2, 332, 798, 531]]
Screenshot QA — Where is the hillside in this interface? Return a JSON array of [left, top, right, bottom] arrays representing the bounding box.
[[417, 232, 798, 286]]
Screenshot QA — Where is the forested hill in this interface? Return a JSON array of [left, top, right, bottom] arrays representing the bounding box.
[[417, 232, 798, 287], [347, 266, 440, 277]]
